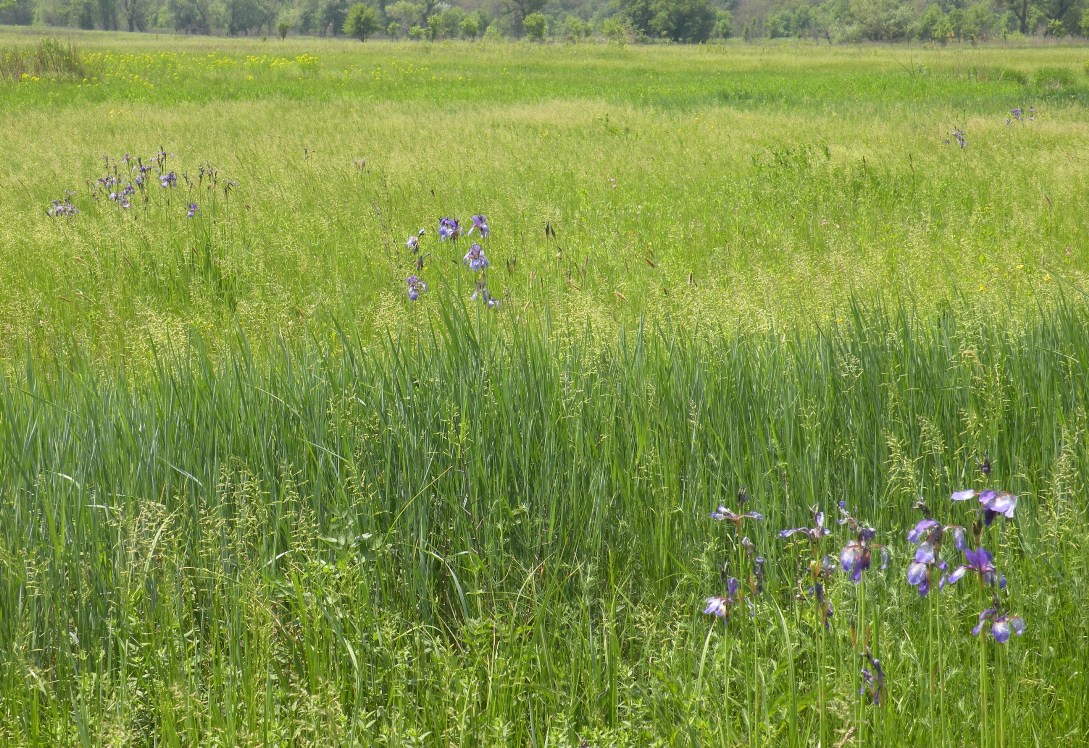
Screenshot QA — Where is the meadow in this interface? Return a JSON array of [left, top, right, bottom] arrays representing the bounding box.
[[2, 28, 1089, 746]]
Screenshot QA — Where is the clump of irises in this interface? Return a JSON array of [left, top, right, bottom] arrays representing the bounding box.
[[47, 196, 78, 218], [1006, 106, 1035, 125], [948, 127, 967, 148], [400, 214, 502, 307], [837, 501, 887, 583], [47, 150, 226, 223], [859, 649, 886, 706], [703, 489, 766, 625], [904, 457, 1025, 643], [905, 502, 967, 597], [779, 506, 836, 628]]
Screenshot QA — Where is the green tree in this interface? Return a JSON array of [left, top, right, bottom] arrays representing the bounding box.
[[430, 5, 463, 38], [319, 0, 348, 35], [0, 0, 34, 23], [459, 12, 481, 38], [385, 0, 421, 33], [562, 15, 592, 41], [343, 2, 379, 38], [616, 0, 716, 41], [523, 11, 547, 39], [602, 16, 630, 42], [847, 0, 913, 40], [917, 3, 950, 40], [962, 1, 994, 39], [119, 0, 147, 30], [503, 0, 545, 36], [713, 8, 731, 37]]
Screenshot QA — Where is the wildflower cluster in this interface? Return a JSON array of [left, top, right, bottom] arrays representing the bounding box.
[[402, 213, 501, 307], [47, 194, 79, 218], [779, 506, 836, 628], [859, 649, 886, 706], [703, 490, 765, 625], [1006, 106, 1035, 125], [837, 501, 887, 583], [904, 458, 1025, 644], [44, 150, 234, 223]]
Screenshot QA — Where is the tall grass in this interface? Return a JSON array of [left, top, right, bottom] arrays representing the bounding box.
[[3, 35, 1089, 365], [0, 37, 83, 81], [1, 301, 1087, 745]]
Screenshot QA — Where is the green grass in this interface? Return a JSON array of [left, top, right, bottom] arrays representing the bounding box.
[[2, 303, 1089, 745], [2, 29, 1089, 746], [2, 31, 1089, 364]]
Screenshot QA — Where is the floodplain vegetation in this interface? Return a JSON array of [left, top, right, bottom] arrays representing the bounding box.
[[1, 28, 1089, 747]]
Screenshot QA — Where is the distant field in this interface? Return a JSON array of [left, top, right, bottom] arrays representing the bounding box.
[[2, 29, 1089, 747], [2, 30, 1089, 363]]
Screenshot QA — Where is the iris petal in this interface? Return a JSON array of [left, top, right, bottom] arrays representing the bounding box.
[[908, 519, 939, 544], [945, 565, 967, 585], [907, 561, 928, 585]]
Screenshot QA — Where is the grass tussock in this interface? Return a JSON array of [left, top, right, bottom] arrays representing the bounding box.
[[0, 37, 84, 81]]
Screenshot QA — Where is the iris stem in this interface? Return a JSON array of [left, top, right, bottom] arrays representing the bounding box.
[[928, 586, 936, 748], [997, 644, 1006, 748], [979, 577, 988, 748]]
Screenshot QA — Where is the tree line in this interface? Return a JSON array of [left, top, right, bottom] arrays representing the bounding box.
[[2, 0, 1088, 44]]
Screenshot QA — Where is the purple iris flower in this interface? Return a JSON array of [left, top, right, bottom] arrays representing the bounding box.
[[951, 127, 967, 148], [952, 488, 1017, 525], [406, 229, 425, 253], [753, 556, 766, 594], [464, 243, 489, 271], [47, 199, 79, 218], [840, 541, 873, 583], [837, 507, 886, 583], [819, 554, 837, 578], [160, 172, 177, 188], [470, 286, 500, 308], [186, 203, 198, 218], [406, 275, 427, 301], [807, 582, 833, 629], [942, 546, 1005, 589], [468, 214, 489, 238], [860, 652, 886, 705], [779, 508, 831, 543], [973, 608, 1025, 643], [906, 519, 965, 596], [439, 217, 462, 241], [710, 505, 763, 529], [703, 576, 740, 623], [1011, 108, 1023, 120]]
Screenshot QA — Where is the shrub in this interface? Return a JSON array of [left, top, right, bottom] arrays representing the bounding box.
[[343, 3, 379, 40], [524, 12, 548, 41]]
